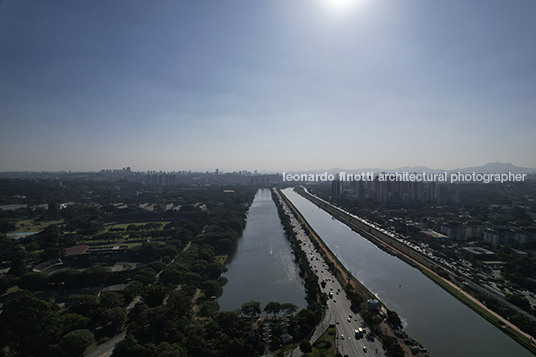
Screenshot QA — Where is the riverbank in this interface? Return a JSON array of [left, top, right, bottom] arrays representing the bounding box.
[[295, 187, 536, 356]]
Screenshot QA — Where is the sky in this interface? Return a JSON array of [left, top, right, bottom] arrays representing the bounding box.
[[1, 0, 535, 173]]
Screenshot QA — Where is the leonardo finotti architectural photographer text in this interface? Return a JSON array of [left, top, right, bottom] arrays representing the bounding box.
[[282, 171, 527, 184]]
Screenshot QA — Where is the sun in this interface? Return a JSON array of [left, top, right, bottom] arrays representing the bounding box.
[[324, 0, 364, 10], [329, 0, 355, 8]]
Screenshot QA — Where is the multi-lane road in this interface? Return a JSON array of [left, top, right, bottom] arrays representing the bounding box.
[[301, 239, 386, 356], [279, 189, 386, 356]]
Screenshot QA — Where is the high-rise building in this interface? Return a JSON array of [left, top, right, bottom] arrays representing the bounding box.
[[332, 179, 343, 198]]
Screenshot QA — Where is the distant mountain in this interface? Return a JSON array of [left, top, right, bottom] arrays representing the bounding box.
[[451, 162, 536, 174], [285, 166, 445, 175], [283, 162, 535, 175], [389, 166, 446, 174]]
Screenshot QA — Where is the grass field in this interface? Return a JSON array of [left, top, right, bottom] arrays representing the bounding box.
[[309, 326, 337, 357], [103, 221, 172, 232], [5, 286, 21, 295], [214, 255, 227, 265], [13, 220, 173, 237], [14, 219, 64, 233]]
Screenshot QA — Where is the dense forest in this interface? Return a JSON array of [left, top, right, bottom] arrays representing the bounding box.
[[0, 180, 273, 356], [0, 180, 333, 357]]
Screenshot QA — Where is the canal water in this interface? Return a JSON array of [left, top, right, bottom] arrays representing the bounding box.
[[282, 188, 532, 357], [218, 188, 307, 312]]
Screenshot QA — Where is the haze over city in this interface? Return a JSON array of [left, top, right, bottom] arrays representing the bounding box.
[[2, 3, 536, 354], [1, 0, 535, 172]]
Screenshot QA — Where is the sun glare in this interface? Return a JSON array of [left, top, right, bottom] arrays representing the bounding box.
[[324, 0, 364, 10]]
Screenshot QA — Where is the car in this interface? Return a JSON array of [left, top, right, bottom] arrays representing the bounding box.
[[341, 334, 344, 340], [363, 346, 367, 352], [349, 314, 352, 318], [348, 317, 351, 322]]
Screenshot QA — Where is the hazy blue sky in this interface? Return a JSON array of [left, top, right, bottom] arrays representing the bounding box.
[[1, 0, 535, 172]]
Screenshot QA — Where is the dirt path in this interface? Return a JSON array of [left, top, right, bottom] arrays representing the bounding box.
[[84, 331, 126, 357], [191, 288, 201, 312]]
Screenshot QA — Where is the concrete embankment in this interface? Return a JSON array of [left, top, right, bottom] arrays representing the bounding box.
[[295, 188, 444, 273], [295, 187, 536, 355], [279, 188, 420, 357]]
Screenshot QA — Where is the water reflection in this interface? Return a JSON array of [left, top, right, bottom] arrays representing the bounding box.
[[218, 188, 307, 312]]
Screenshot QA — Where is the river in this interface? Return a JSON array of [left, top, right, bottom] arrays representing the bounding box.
[[282, 188, 532, 357], [218, 188, 307, 312]]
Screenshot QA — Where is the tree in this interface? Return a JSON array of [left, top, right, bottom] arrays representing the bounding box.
[[281, 303, 298, 316], [386, 309, 402, 329], [297, 308, 317, 337], [167, 291, 193, 317], [82, 264, 111, 286], [216, 238, 235, 254], [65, 294, 98, 316], [205, 261, 226, 280], [157, 341, 188, 357], [7, 258, 27, 277], [133, 267, 157, 286], [186, 332, 208, 356], [143, 285, 168, 307], [200, 301, 218, 317], [0, 219, 16, 233], [125, 280, 145, 297], [0, 235, 19, 261], [241, 301, 261, 318], [24, 241, 40, 251], [39, 223, 62, 244], [264, 301, 282, 318], [99, 307, 127, 334], [49, 269, 80, 288], [183, 272, 202, 286], [59, 313, 91, 335], [300, 340, 313, 353], [127, 224, 140, 232], [143, 222, 162, 231], [59, 329, 94, 357], [113, 334, 142, 357], [164, 221, 182, 230], [505, 293, 531, 311], [201, 279, 222, 297], [0, 290, 61, 355], [99, 291, 125, 309], [48, 202, 60, 219], [382, 335, 405, 357], [158, 268, 184, 287]]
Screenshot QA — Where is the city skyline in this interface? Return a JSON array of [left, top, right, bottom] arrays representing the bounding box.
[[1, 0, 535, 172]]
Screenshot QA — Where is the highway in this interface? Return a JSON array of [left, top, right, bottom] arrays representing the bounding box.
[[304, 239, 385, 357], [277, 189, 387, 356]]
